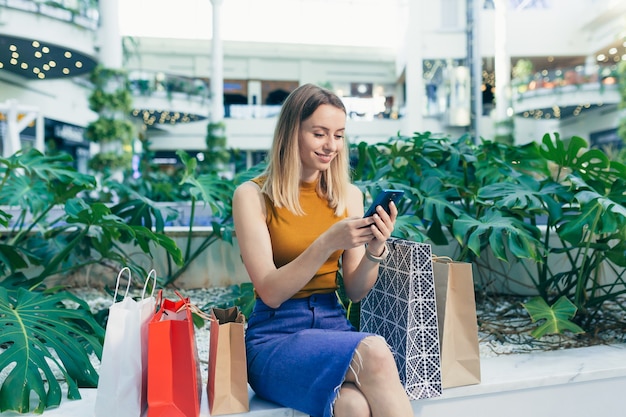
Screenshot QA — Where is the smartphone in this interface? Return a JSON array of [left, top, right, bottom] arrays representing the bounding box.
[[363, 189, 405, 217]]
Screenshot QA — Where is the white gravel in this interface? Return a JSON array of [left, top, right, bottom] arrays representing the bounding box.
[[71, 287, 230, 385], [70, 286, 537, 370]]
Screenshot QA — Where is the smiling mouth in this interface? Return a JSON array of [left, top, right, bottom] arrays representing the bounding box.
[[316, 152, 334, 161]]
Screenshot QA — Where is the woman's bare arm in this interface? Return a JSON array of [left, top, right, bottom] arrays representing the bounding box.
[[233, 181, 375, 307]]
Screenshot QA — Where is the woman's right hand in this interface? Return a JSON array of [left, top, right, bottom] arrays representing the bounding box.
[[323, 216, 377, 252]]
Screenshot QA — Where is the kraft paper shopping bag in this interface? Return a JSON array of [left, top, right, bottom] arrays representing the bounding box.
[[147, 290, 202, 417], [207, 306, 249, 415], [360, 238, 443, 400], [432, 257, 481, 388], [95, 268, 157, 417]]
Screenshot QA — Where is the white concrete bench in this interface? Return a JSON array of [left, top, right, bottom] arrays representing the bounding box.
[[8, 343, 626, 417]]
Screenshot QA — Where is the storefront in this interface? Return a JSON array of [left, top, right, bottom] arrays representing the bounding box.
[[45, 119, 90, 172]]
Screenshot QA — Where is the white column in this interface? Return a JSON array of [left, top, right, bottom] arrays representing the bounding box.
[[97, 0, 127, 182], [35, 112, 44, 152], [210, 0, 225, 123], [393, 82, 404, 118], [1, 99, 42, 157], [98, 0, 122, 68], [584, 54, 598, 78], [470, 0, 483, 142], [4, 100, 21, 157], [248, 80, 262, 118], [246, 150, 252, 170], [494, 0, 512, 135], [402, 0, 424, 136]]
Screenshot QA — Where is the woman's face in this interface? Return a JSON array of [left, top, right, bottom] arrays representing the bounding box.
[[298, 104, 346, 181]]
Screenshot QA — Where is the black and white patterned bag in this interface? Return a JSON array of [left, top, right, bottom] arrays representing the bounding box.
[[360, 238, 442, 400]]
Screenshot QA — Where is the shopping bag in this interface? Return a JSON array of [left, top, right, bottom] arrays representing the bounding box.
[[147, 290, 202, 417], [207, 306, 249, 415], [432, 256, 481, 388], [94, 268, 157, 417], [360, 238, 442, 400]]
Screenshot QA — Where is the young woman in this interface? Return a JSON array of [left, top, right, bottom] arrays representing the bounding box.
[[232, 83, 412, 417]]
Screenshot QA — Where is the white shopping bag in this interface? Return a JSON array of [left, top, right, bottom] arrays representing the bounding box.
[[94, 268, 157, 417]]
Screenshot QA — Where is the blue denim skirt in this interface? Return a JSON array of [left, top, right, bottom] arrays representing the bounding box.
[[245, 292, 373, 417]]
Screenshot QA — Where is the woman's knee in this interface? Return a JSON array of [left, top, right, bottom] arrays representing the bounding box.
[[355, 336, 396, 370], [332, 382, 371, 417], [344, 336, 399, 386]]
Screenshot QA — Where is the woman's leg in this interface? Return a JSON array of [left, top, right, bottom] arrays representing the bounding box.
[[332, 382, 371, 417], [342, 335, 413, 417]]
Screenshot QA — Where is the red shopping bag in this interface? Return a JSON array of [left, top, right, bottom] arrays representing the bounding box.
[[147, 290, 202, 417]]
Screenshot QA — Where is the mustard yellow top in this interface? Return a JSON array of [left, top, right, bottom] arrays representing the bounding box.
[[252, 177, 346, 298]]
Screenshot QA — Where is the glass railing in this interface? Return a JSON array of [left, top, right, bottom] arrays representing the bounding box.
[[226, 99, 398, 121], [128, 72, 399, 121], [128, 71, 210, 103], [227, 97, 396, 120], [226, 105, 282, 119], [513, 63, 619, 98], [0, 0, 99, 30]]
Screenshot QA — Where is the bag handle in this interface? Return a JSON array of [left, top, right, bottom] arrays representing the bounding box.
[[113, 267, 132, 303], [173, 290, 212, 320], [432, 254, 454, 262], [141, 269, 157, 300], [154, 289, 164, 313], [188, 303, 212, 321]]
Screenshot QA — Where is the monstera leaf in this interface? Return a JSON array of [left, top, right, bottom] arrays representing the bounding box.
[[420, 177, 463, 224], [557, 177, 626, 245], [452, 209, 543, 261], [478, 177, 567, 222], [523, 296, 585, 338], [0, 287, 104, 414], [539, 133, 623, 185], [176, 149, 237, 220], [0, 149, 96, 214]]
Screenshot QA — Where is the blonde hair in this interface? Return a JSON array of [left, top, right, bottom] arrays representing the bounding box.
[[261, 83, 350, 216]]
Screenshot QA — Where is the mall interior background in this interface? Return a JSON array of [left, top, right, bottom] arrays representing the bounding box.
[[0, 0, 624, 175]]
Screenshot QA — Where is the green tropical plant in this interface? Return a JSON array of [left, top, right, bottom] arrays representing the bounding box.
[[523, 296, 584, 338], [200, 282, 256, 319], [526, 134, 626, 329], [106, 150, 266, 290], [88, 89, 133, 114], [0, 288, 104, 414], [85, 118, 135, 145], [153, 150, 236, 287], [0, 148, 183, 414], [350, 132, 626, 336], [127, 151, 264, 287], [0, 149, 183, 285]]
